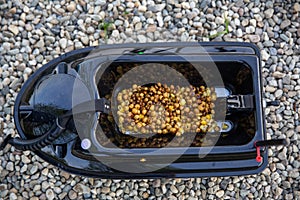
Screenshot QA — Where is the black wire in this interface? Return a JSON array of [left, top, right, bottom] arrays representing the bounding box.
[[0, 98, 110, 151], [0, 119, 67, 151]]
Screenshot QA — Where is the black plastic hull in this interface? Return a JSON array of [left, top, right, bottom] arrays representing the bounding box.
[[14, 42, 267, 178]]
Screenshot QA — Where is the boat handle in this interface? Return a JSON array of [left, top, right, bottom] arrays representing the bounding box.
[[255, 139, 287, 147]]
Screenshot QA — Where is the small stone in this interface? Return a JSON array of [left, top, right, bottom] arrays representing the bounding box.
[[269, 47, 277, 56], [29, 60, 37, 66], [273, 71, 285, 78], [282, 75, 291, 85], [181, 2, 190, 9], [262, 168, 271, 176], [111, 30, 119, 38], [275, 187, 283, 196], [116, 189, 123, 196], [21, 155, 31, 164], [80, 36, 89, 45], [216, 190, 225, 198], [9, 7, 17, 14], [132, 16, 141, 24], [74, 183, 90, 194], [263, 40, 274, 47], [138, 5, 147, 12], [114, 20, 123, 26], [170, 185, 178, 194], [175, 13, 182, 18], [285, 194, 293, 200], [142, 192, 149, 199], [45, 36, 55, 43], [41, 168, 48, 176], [102, 187, 110, 194], [264, 8, 274, 18], [276, 163, 285, 170], [248, 34, 260, 43], [282, 181, 291, 188], [280, 20, 291, 29], [288, 91, 297, 97], [59, 192, 67, 199], [178, 185, 185, 192], [274, 89, 283, 98], [153, 179, 161, 188], [245, 26, 255, 34], [46, 189, 55, 200], [26, 14, 35, 21], [215, 17, 224, 24], [293, 160, 300, 169], [284, 110, 292, 116], [164, 16, 171, 22], [87, 27, 95, 34], [187, 11, 197, 19], [135, 22, 142, 30], [280, 34, 289, 42], [36, 55, 44, 63], [95, 0, 106, 6], [137, 35, 147, 43], [3, 31, 13, 38], [251, 7, 260, 13], [193, 22, 202, 28], [291, 74, 298, 80], [2, 78, 10, 86], [59, 38, 67, 49], [75, 41, 83, 49], [240, 190, 250, 198], [157, 14, 163, 27], [30, 165, 38, 174], [0, 184, 7, 191], [35, 39, 45, 48], [242, 19, 249, 26], [67, 2, 76, 12], [261, 49, 270, 61], [6, 162, 14, 171], [200, 0, 209, 8], [24, 67, 33, 75], [146, 24, 156, 32], [148, 4, 165, 12], [236, 29, 243, 37], [294, 3, 300, 12], [126, 2, 134, 8], [68, 190, 77, 200], [9, 193, 17, 200], [161, 185, 167, 194], [8, 25, 19, 35], [220, 180, 229, 190]]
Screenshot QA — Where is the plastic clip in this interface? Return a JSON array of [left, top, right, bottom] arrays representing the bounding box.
[[255, 144, 262, 163]]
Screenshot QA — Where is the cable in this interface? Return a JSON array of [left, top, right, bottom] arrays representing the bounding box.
[[0, 118, 66, 151], [0, 98, 110, 151]]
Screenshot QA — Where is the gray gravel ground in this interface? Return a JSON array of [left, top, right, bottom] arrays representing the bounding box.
[[1, 0, 300, 199]]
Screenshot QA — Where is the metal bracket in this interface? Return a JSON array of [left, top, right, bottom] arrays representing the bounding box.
[[227, 95, 254, 110]]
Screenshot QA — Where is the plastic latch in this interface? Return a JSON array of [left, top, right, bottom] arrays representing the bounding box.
[[255, 145, 262, 163], [227, 95, 254, 110]]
